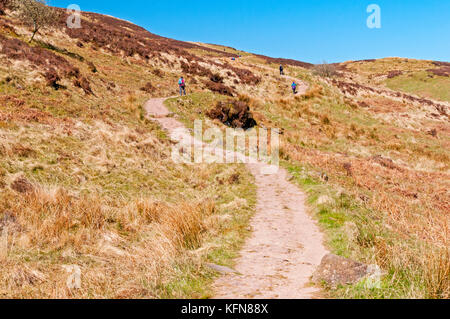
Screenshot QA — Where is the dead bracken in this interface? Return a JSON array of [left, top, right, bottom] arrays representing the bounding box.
[[10, 176, 34, 194]]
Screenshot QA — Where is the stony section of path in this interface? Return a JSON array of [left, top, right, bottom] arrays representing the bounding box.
[[145, 97, 329, 299]]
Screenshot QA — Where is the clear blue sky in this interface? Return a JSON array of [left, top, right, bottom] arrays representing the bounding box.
[[52, 0, 450, 63]]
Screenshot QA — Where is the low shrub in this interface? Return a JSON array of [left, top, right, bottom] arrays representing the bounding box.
[[313, 62, 338, 78], [207, 99, 257, 129], [87, 61, 97, 73], [210, 73, 224, 83], [0, 0, 8, 14], [73, 77, 93, 94], [140, 82, 154, 93], [44, 69, 61, 89], [204, 80, 235, 96], [152, 68, 164, 77], [387, 70, 403, 78], [0, 34, 82, 87]]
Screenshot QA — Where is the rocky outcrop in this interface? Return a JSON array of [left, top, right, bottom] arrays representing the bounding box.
[[312, 254, 383, 288], [206, 263, 240, 275]]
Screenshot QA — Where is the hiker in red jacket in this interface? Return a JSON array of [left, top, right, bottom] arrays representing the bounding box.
[[178, 77, 186, 96]]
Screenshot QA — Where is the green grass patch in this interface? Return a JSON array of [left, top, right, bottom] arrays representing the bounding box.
[[385, 71, 450, 102]]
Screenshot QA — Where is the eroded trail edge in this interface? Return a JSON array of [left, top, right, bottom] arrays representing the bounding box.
[[145, 98, 329, 299]]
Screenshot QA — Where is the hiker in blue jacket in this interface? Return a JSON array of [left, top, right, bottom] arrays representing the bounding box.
[[178, 76, 186, 96], [291, 81, 297, 94], [280, 65, 284, 75]]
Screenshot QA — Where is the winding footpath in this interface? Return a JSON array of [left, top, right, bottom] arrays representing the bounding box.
[[144, 97, 328, 299]]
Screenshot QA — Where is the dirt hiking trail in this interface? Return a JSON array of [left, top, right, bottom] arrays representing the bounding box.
[[237, 58, 310, 95], [144, 97, 329, 299]]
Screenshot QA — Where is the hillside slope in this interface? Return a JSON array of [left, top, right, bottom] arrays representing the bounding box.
[[0, 5, 449, 299]]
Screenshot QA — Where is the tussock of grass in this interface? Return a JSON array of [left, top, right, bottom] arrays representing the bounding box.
[[0, 164, 255, 298]]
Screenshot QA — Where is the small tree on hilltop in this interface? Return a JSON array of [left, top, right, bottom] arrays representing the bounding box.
[[12, 0, 57, 43], [313, 61, 338, 78]]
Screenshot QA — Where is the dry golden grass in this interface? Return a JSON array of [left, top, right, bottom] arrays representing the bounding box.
[[302, 85, 323, 100], [182, 60, 448, 298], [166, 79, 448, 297], [0, 12, 261, 299], [0, 169, 251, 298], [269, 81, 449, 298]]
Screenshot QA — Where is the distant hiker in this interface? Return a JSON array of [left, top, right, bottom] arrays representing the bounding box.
[[292, 81, 297, 94], [178, 77, 186, 96], [280, 65, 284, 75]]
